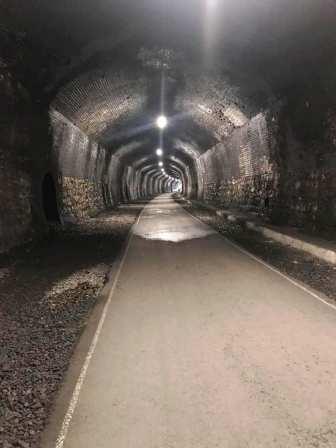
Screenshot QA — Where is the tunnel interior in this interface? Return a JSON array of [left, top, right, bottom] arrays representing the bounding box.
[[2, 4, 336, 446], [1, 0, 336, 251]]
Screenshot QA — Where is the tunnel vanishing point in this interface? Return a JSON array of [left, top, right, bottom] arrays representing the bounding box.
[[1, 0, 336, 252]]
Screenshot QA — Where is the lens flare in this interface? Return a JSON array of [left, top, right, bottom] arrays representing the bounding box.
[[156, 115, 168, 129]]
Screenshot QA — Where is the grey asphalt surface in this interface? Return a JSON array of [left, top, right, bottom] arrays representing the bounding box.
[[58, 195, 336, 448]]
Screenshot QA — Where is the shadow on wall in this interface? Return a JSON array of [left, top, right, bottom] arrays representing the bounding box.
[[42, 173, 60, 223]]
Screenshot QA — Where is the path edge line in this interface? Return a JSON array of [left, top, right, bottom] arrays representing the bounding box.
[[54, 207, 144, 448], [181, 202, 336, 312]]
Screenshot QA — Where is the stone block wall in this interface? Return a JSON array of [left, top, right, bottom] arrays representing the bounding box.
[[61, 177, 105, 220], [275, 100, 336, 230], [50, 109, 134, 221], [198, 95, 336, 232], [0, 154, 32, 252], [200, 111, 279, 216], [50, 110, 114, 220], [0, 32, 52, 252]]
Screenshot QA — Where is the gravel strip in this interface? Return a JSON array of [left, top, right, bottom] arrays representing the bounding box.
[[182, 201, 336, 303], [0, 205, 143, 448]]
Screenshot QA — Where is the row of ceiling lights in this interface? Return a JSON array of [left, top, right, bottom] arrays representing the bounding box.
[[155, 115, 178, 183]]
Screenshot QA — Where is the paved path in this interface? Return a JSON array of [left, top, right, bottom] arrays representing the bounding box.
[[57, 195, 336, 448]]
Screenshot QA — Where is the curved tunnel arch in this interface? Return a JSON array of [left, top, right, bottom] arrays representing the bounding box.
[[3, 0, 334, 249], [133, 155, 193, 197], [50, 52, 268, 210], [139, 163, 185, 198]]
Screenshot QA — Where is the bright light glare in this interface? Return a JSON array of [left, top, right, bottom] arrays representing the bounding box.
[[161, 168, 165, 172], [158, 161, 163, 167], [156, 115, 168, 129], [156, 148, 163, 156], [208, 0, 217, 7]]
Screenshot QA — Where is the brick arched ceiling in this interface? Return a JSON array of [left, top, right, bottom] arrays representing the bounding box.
[[50, 63, 241, 178], [3, 0, 335, 191]]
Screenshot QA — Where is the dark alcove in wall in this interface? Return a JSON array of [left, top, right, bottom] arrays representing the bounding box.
[[42, 173, 60, 222]]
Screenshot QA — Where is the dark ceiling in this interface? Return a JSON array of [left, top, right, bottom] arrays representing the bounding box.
[[3, 0, 336, 90]]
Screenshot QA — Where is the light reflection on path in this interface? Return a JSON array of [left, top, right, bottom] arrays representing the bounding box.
[[132, 195, 216, 242]]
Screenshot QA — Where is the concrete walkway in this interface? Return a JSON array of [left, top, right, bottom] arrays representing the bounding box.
[[56, 195, 336, 448], [191, 200, 336, 265]]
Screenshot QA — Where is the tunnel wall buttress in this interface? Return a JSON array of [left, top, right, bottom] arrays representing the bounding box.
[[50, 110, 121, 221]]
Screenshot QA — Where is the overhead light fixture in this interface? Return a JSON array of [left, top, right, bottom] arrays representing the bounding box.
[[156, 115, 168, 129], [156, 148, 163, 156], [158, 161, 163, 167]]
